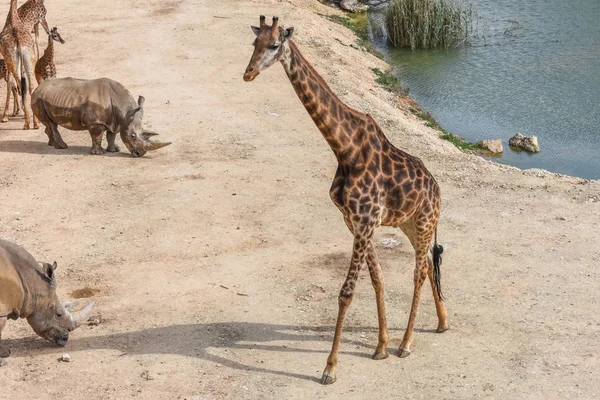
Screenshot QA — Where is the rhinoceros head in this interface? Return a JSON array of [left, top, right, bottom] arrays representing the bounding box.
[[121, 96, 171, 157], [26, 262, 96, 346]]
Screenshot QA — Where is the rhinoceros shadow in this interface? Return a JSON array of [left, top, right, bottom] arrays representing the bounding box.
[[0, 140, 130, 157], [6, 322, 397, 382]]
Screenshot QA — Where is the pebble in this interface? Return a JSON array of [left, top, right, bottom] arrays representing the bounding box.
[[0, 358, 7, 367], [59, 354, 71, 362]]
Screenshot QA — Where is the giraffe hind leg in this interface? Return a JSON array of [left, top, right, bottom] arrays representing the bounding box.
[[398, 217, 443, 357], [427, 253, 448, 333]]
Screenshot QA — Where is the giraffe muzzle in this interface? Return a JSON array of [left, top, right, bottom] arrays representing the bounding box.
[[243, 67, 259, 82]]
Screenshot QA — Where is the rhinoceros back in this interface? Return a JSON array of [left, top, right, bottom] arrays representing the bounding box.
[[32, 77, 136, 132], [0, 240, 31, 318]]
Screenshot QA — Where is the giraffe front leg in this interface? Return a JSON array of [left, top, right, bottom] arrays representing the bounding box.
[[366, 241, 389, 360], [321, 231, 370, 385], [399, 245, 429, 358], [2, 77, 11, 122]]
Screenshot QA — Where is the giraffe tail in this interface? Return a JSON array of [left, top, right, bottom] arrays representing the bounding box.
[[20, 77, 26, 109], [432, 230, 444, 301]]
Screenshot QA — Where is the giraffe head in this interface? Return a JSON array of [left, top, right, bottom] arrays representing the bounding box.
[[49, 27, 65, 44], [243, 16, 294, 82]]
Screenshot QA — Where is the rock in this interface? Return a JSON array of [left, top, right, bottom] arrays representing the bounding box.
[[0, 358, 7, 367], [340, 0, 369, 12], [58, 353, 71, 362], [478, 139, 503, 153], [509, 132, 540, 153]]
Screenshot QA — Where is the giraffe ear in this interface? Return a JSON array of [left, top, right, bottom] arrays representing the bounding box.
[[251, 26, 261, 36], [284, 27, 294, 40]]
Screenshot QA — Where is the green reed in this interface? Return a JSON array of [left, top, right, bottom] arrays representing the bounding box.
[[386, 0, 473, 49]]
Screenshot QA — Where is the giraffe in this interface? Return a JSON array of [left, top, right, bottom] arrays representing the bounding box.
[[0, 0, 39, 129], [244, 16, 448, 385], [34, 26, 64, 84], [0, 58, 21, 116], [17, 0, 50, 60]]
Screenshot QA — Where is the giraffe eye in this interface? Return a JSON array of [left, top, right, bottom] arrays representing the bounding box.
[[269, 44, 280, 50]]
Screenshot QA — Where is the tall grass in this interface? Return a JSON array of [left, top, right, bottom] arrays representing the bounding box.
[[386, 0, 473, 49]]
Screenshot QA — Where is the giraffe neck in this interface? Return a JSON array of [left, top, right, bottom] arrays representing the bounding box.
[[7, 0, 19, 27], [281, 41, 357, 164], [45, 35, 54, 58]]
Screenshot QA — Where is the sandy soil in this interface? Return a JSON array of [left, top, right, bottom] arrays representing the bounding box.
[[1, 0, 599, 398]]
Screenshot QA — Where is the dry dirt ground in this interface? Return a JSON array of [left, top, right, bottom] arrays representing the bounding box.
[[1, 0, 599, 399]]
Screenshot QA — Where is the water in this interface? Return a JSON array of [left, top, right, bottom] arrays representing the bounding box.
[[368, 1, 600, 179]]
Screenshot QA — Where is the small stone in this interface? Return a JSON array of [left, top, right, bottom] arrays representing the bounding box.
[[340, 0, 369, 12], [87, 316, 103, 326], [509, 132, 540, 153], [58, 354, 71, 362], [478, 139, 503, 153], [0, 358, 7, 367]]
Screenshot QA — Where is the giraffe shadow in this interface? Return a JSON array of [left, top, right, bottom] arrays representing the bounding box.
[[0, 140, 129, 157], [4, 322, 405, 383]]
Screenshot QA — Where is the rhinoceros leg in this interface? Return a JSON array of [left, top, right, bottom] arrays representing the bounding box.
[[44, 126, 56, 146], [88, 125, 106, 155], [49, 122, 68, 149], [0, 317, 9, 358], [106, 131, 120, 153]]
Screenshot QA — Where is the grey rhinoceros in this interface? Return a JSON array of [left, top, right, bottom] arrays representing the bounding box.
[[31, 77, 171, 157], [0, 239, 96, 360]]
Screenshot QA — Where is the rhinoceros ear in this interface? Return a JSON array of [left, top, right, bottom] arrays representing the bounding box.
[[126, 106, 142, 123], [137, 96, 145, 108], [43, 262, 57, 285]]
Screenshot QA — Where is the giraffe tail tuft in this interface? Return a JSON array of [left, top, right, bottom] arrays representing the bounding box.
[[20, 77, 26, 109], [432, 239, 444, 301]]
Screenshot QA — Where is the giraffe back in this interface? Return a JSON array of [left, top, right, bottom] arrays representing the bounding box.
[[17, 0, 47, 31]]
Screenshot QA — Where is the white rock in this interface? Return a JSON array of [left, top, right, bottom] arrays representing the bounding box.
[[59, 354, 71, 362], [478, 139, 503, 153], [509, 132, 540, 153]]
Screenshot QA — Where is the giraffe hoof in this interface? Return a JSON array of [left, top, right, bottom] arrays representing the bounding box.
[[398, 349, 411, 358], [1, 117, 8, 123], [320, 371, 337, 385], [436, 325, 449, 333], [372, 350, 389, 360]]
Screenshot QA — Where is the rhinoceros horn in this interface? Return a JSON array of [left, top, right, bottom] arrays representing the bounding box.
[[141, 130, 159, 140], [62, 299, 96, 330], [143, 138, 172, 151]]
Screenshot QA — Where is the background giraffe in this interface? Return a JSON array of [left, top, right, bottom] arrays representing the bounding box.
[[0, 0, 38, 128], [18, 0, 49, 60], [35, 26, 64, 83], [244, 16, 448, 385]]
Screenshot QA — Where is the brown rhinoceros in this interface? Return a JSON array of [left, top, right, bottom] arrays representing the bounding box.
[[0, 239, 95, 360], [31, 77, 171, 157]]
